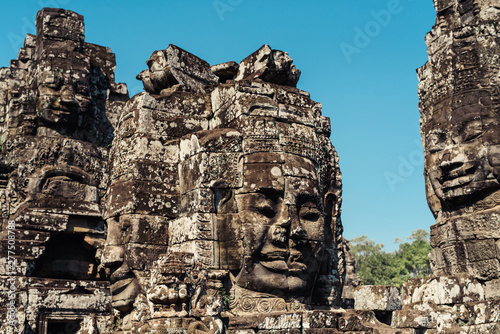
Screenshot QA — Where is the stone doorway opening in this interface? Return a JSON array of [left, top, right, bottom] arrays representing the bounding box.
[[38, 311, 84, 334]]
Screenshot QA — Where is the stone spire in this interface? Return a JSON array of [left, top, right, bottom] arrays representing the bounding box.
[[418, 0, 500, 279], [0, 8, 128, 334]]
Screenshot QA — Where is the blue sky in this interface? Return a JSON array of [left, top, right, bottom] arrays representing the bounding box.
[[0, 1, 437, 252]]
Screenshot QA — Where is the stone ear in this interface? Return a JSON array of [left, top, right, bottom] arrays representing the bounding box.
[[212, 181, 241, 270], [323, 192, 337, 249], [212, 181, 235, 214], [488, 145, 500, 181], [424, 172, 441, 218], [324, 192, 336, 220]]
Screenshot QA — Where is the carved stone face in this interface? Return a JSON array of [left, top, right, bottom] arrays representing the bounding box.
[[101, 217, 141, 312], [424, 93, 500, 207], [234, 153, 325, 296], [36, 69, 91, 125]]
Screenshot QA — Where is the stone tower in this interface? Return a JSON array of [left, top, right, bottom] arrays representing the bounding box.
[[418, 0, 500, 280], [102, 41, 348, 332], [381, 1, 500, 332], [0, 8, 128, 333]]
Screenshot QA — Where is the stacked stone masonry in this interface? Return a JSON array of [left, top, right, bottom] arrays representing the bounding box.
[[1, 2, 499, 333]]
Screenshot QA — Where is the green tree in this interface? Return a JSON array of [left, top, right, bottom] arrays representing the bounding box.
[[395, 229, 432, 278], [349, 235, 384, 259], [349, 229, 432, 286]]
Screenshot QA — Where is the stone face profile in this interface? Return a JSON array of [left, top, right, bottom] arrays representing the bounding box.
[[418, 0, 500, 280]]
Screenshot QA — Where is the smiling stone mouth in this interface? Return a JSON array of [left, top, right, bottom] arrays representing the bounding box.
[[261, 249, 288, 261], [287, 262, 308, 272], [259, 249, 308, 272], [110, 278, 136, 295], [260, 259, 289, 271], [259, 249, 289, 271], [439, 164, 478, 189], [442, 174, 475, 190]]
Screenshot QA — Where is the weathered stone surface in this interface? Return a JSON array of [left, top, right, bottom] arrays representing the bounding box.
[[354, 286, 401, 312], [341, 237, 361, 308], [338, 310, 409, 333], [401, 275, 484, 306], [484, 278, 500, 300], [211, 61, 239, 83], [418, 0, 500, 280], [235, 44, 301, 87], [391, 309, 435, 329], [91, 20, 352, 333], [137, 44, 219, 94]]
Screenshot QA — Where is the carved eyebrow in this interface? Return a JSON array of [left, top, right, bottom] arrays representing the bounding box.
[[256, 187, 283, 202], [297, 193, 322, 209]]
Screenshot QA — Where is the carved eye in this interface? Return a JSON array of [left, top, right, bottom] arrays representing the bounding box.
[[256, 202, 276, 218], [254, 189, 279, 218], [462, 119, 483, 142], [426, 130, 446, 153], [301, 212, 320, 221], [39, 84, 62, 95]]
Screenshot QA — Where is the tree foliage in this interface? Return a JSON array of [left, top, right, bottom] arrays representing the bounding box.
[[349, 229, 432, 286]]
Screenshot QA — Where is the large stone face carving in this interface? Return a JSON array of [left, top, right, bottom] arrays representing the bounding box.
[[233, 155, 326, 295], [98, 40, 346, 331], [418, 0, 500, 280], [423, 90, 499, 205]]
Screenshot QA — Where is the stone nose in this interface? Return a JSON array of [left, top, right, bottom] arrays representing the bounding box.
[[439, 150, 465, 172], [276, 203, 291, 227], [289, 205, 308, 242], [101, 245, 125, 268], [275, 204, 308, 241], [268, 204, 291, 246], [59, 85, 78, 104]]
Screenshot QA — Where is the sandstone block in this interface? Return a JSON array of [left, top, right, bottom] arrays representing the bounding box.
[[354, 286, 401, 311]]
